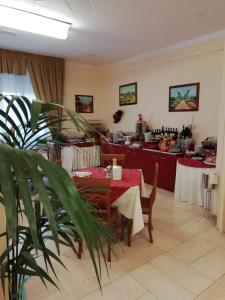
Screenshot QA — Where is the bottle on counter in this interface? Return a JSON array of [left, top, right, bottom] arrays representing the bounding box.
[[136, 114, 143, 139], [112, 158, 122, 180], [136, 114, 147, 140]]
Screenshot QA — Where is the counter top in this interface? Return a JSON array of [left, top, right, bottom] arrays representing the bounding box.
[[142, 148, 182, 156], [178, 157, 215, 168], [108, 142, 181, 156]]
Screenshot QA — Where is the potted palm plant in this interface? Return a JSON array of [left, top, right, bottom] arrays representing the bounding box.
[[0, 95, 116, 300]]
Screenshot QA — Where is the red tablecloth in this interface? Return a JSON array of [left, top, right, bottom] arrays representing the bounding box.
[[178, 157, 215, 168], [72, 167, 142, 203]]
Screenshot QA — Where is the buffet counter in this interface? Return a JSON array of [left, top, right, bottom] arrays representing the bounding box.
[[101, 143, 181, 191]]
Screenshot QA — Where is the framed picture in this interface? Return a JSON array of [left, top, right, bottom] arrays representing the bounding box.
[[169, 82, 200, 112], [75, 95, 93, 113], [119, 82, 137, 106]]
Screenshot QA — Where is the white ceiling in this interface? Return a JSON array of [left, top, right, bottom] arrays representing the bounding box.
[[0, 0, 225, 66]]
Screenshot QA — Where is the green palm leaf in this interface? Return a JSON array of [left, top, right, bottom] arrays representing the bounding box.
[[0, 96, 116, 300]]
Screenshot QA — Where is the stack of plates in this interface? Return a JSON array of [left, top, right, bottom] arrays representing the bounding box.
[[74, 171, 92, 177]]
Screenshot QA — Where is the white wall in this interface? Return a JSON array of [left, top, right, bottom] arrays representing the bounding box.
[[64, 40, 224, 144], [63, 62, 101, 133], [97, 46, 223, 144]]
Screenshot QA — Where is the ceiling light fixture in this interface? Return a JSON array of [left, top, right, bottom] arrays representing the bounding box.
[[0, 5, 71, 39]]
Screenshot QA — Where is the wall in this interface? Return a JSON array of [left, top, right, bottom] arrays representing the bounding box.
[[96, 41, 223, 144], [63, 61, 102, 134], [64, 39, 224, 144], [216, 39, 225, 232]]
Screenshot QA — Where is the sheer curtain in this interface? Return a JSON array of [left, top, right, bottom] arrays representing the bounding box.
[[0, 72, 51, 148], [0, 72, 34, 98]]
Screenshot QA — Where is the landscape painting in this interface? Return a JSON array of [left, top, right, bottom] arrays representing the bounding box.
[[119, 82, 137, 106], [75, 95, 93, 113], [169, 82, 200, 112]]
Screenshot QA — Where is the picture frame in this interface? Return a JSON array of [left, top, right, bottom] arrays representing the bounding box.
[[169, 82, 200, 112], [75, 95, 93, 113], [119, 82, 137, 106]]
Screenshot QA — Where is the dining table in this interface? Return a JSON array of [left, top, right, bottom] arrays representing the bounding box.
[[174, 157, 218, 214], [71, 167, 147, 236]]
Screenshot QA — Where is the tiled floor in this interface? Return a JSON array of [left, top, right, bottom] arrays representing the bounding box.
[[26, 186, 225, 300]]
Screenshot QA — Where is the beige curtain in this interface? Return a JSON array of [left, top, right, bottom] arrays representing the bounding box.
[[26, 54, 64, 105], [0, 48, 65, 106], [0, 48, 26, 75], [26, 54, 64, 125], [0, 48, 65, 127]]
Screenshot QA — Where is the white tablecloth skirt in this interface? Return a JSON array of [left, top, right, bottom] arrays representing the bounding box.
[[174, 161, 218, 214], [61, 145, 100, 171], [112, 174, 147, 235]]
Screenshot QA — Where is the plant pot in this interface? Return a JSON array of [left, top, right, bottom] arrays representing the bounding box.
[[18, 276, 30, 300], [19, 286, 27, 300]]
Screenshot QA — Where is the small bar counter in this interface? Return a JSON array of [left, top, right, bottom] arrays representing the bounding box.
[[101, 143, 182, 192]]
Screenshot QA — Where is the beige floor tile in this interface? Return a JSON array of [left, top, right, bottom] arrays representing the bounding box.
[[153, 217, 193, 242], [26, 186, 221, 300], [28, 291, 78, 300], [26, 251, 126, 300], [196, 275, 225, 300], [150, 253, 213, 295], [62, 244, 127, 285], [169, 237, 216, 264], [180, 217, 212, 237], [81, 275, 147, 300], [137, 292, 158, 299], [131, 263, 194, 300], [26, 278, 60, 300], [191, 248, 225, 281], [142, 228, 182, 251], [118, 238, 163, 272], [198, 228, 225, 249], [168, 210, 200, 226]]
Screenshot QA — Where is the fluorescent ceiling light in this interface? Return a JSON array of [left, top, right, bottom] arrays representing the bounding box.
[[0, 5, 71, 39]]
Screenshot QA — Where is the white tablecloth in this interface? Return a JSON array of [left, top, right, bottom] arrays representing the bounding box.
[[61, 145, 100, 171], [174, 161, 218, 214], [112, 173, 147, 235]]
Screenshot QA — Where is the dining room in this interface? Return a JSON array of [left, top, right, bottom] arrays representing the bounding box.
[[1, 1, 225, 300]]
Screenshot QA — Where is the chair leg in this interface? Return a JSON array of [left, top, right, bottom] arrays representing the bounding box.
[[120, 215, 125, 241], [127, 219, 133, 247], [107, 242, 111, 262], [114, 212, 120, 239], [77, 238, 83, 259], [148, 217, 153, 243]]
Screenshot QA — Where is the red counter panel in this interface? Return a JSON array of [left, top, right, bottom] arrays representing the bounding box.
[[101, 143, 179, 192]]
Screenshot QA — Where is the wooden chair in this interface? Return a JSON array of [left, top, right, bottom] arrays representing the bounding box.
[[140, 162, 159, 243], [122, 162, 158, 246], [53, 159, 62, 166], [100, 153, 125, 167], [74, 177, 118, 262]]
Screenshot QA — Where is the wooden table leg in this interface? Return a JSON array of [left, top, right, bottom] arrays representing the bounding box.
[[127, 219, 133, 247]]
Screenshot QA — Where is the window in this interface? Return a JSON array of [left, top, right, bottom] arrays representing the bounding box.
[[0, 72, 51, 148], [0, 72, 34, 99], [0, 71, 35, 117]]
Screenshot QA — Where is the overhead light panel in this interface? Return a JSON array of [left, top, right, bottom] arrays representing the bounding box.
[[0, 5, 71, 39]]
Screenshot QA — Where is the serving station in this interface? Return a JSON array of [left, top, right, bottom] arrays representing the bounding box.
[[101, 143, 180, 192]]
